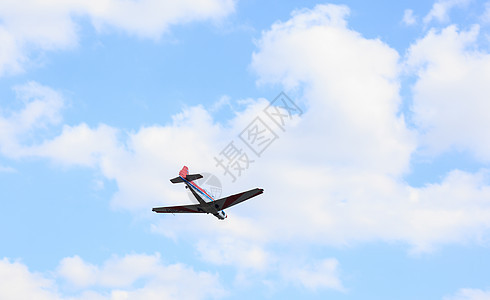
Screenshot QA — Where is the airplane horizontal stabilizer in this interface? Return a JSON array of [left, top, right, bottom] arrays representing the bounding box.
[[170, 176, 185, 183], [170, 174, 203, 184], [185, 174, 203, 182]]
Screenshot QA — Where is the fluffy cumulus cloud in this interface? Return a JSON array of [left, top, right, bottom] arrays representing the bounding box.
[[402, 9, 417, 26], [245, 3, 490, 252], [281, 258, 344, 291], [4, 1, 490, 266], [445, 288, 490, 300], [0, 258, 60, 300], [30, 123, 120, 167], [0, 0, 79, 75], [5, 1, 490, 293], [86, 0, 235, 38], [407, 24, 490, 162], [2, 81, 346, 288], [423, 0, 471, 24], [58, 253, 226, 299], [0, 81, 64, 157], [483, 2, 490, 23], [406, 169, 490, 251], [0, 0, 235, 75], [197, 237, 272, 272], [252, 4, 415, 176], [0, 254, 225, 300]]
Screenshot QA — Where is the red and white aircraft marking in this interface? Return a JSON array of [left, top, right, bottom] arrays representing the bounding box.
[[152, 166, 264, 220]]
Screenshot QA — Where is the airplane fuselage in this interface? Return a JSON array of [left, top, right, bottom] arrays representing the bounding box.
[[181, 176, 227, 220]]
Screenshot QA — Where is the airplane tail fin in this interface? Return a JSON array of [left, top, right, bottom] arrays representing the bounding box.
[[179, 166, 189, 178], [170, 166, 203, 183]]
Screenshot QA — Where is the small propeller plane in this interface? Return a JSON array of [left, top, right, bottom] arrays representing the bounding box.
[[152, 166, 264, 220]]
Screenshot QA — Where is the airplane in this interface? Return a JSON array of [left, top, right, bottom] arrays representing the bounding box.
[[152, 166, 264, 220]]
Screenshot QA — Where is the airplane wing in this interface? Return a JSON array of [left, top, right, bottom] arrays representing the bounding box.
[[152, 203, 204, 214], [213, 188, 264, 211]]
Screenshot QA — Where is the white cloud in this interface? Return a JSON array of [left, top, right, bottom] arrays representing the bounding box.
[[402, 9, 417, 26], [1, 88, 226, 211], [0, 0, 81, 75], [6, 3, 490, 257], [102, 105, 227, 211], [197, 237, 272, 272], [93, 253, 162, 288], [282, 258, 344, 291], [0, 0, 235, 75], [482, 2, 490, 23], [445, 288, 490, 300], [406, 25, 490, 162], [58, 256, 98, 288], [0, 165, 16, 172], [29, 123, 120, 168], [5, 4, 490, 286], [406, 169, 490, 252], [0, 81, 64, 157], [423, 0, 470, 24], [239, 4, 490, 252], [0, 258, 60, 300], [251, 4, 415, 176], [210, 95, 233, 112], [0, 254, 226, 300], [58, 253, 227, 299], [86, 0, 235, 39], [0, 26, 23, 75]]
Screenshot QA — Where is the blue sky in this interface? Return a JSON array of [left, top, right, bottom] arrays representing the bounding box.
[[1, 0, 490, 299]]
